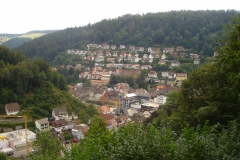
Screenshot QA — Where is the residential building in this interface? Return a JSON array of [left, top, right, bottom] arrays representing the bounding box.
[[110, 45, 116, 49], [119, 97, 137, 109], [71, 124, 88, 140], [148, 71, 157, 78], [5, 103, 20, 115], [52, 107, 68, 121], [98, 106, 111, 114], [175, 73, 188, 81], [176, 46, 185, 52], [170, 61, 180, 67], [141, 65, 152, 70], [163, 47, 174, 53], [194, 59, 200, 65], [159, 59, 166, 65], [35, 118, 50, 132], [120, 45, 125, 49], [49, 119, 69, 133]]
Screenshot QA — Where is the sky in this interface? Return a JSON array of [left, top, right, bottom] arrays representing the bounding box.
[[1, 0, 240, 34]]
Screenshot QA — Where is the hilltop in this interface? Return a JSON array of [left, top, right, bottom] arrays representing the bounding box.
[[0, 30, 58, 48]]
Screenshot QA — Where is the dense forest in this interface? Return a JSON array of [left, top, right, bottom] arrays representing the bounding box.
[[0, 46, 98, 122], [25, 13, 240, 160], [15, 10, 238, 62]]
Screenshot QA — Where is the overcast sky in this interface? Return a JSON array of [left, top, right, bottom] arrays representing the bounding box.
[[1, 0, 240, 34]]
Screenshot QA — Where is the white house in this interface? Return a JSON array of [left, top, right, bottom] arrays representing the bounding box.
[[52, 107, 68, 121], [161, 53, 166, 60], [71, 124, 88, 140], [5, 103, 20, 115], [120, 45, 125, 49], [148, 71, 157, 78], [171, 61, 180, 67], [35, 118, 49, 132]]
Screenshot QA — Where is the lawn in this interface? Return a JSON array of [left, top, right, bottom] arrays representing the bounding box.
[[19, 33, 45, 39]]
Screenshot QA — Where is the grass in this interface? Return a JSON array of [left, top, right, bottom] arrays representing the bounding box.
[[19, 33, 45, 39]]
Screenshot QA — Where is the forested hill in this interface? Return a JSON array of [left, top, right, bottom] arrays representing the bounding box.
[[16, 10, 238, 62], [0, 46, 98, 121]]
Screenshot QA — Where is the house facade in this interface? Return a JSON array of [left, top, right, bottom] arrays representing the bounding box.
[[35, 118, 50, 132], [52, 107, 68, 121]]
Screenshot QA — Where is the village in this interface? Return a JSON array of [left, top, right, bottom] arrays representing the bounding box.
[[0, 44, 205, 157]]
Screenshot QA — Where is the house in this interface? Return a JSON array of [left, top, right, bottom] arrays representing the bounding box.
[[159, 59, 166, 65], [180, 52, 187, 57], [120, 97, 137, 109], [75, 64, 82, 69], [71, 124, 88, 140], [141, 65, 152, 70], [148, 47, 154, 53], [163, 47, 174, 53], [170, 61, 180, 67], [131, 64, 140, 69], [106, 58, 115, 62], [148, 71, 157, 78], [176, 46, 185, 52], [170, 52, 178, 56], [120, 45, 125, 49], [49, 119, 69, 133], [35, 118, 50, 132], [194, 59, 200, 65], [105, 51, 111, 57], [143, 54, 148, 59], [98, 106, 111, 114], [52, 107, 68, 121], [114, 83, 130, 92], [149, 54, 154, 59], [142, 58, 153, 63], [112, 52, 118, 57], [120, 51, 127, 57], [106, 63, 115, 68], [136, 47, 144, 52], [101, 45, 109, 49], [156, 89, 175, 105], [5, 103, 20, 115], [189, 53, 200, 59], [101, 114, 117, 127], [99, 91, 109, 104], [161, 53, 166, 60], [86, 55, 94, 61], [95, 56, 105, 62], [129, 46, 135, 51], [110, 45, 116, 49], [175, 73, 187, 81], [162, 72, 176, 79]]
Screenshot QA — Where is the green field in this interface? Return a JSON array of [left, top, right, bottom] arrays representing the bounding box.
[[19, 33, 45, 39]]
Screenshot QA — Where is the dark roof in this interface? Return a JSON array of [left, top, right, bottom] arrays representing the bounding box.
[[5, 103, 20, 111], [51, 119, 67, 127]]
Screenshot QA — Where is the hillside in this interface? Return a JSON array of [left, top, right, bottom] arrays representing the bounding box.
[[0, 46, 98, 123], [1, 30, 58, 48], [15, 10, 239, 62]]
